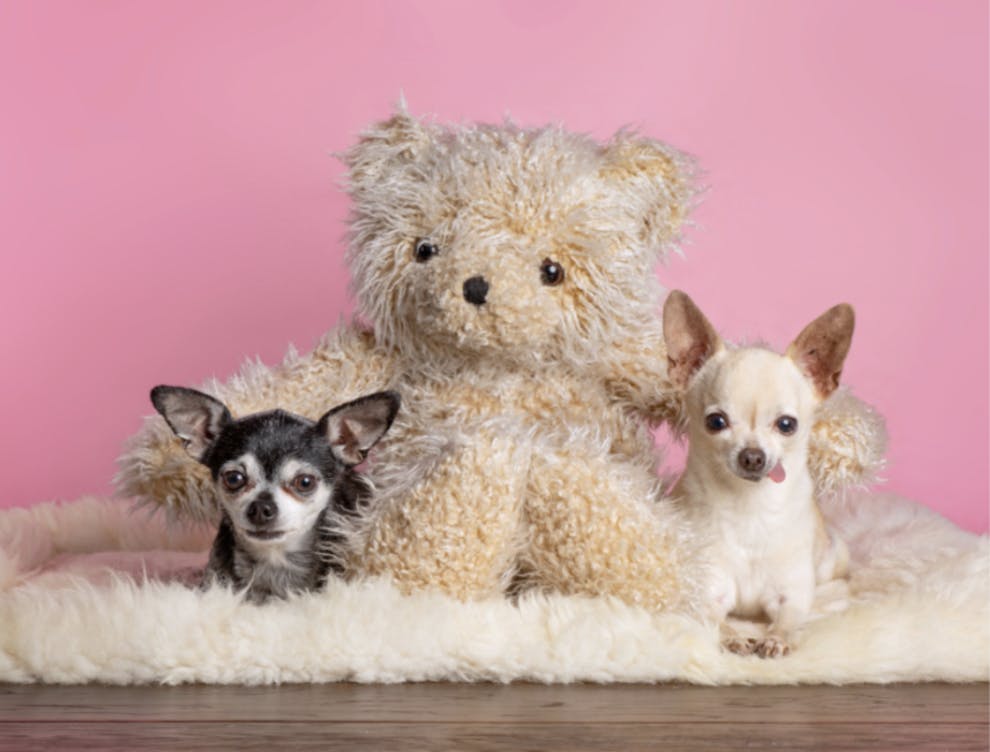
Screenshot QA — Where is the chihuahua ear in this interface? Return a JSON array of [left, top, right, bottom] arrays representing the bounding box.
[[663, 290, 723, 389], [150, 386, 231, 462], [317, 391, 401, 467], [786, 304, 855, 399]]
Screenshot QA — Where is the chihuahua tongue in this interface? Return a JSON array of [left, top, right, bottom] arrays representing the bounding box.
[[768, 462, 787, 483]]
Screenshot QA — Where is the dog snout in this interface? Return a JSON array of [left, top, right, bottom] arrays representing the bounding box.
[[738, 447, 767, 473], [246, 495, 278, 526], [462, 276, 489, 306]]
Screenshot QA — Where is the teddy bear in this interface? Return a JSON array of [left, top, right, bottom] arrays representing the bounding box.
[[118, 107, 886, 612]]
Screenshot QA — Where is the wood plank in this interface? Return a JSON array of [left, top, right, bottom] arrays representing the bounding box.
[[0, 682, 986, 724], [0, 721, 985, 752]]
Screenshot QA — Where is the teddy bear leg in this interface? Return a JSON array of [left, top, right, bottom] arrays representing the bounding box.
[[520, 446, 694, 613], [356, 434, 527, 600]]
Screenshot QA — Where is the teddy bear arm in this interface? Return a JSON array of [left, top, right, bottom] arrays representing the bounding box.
[[809, 387, 888, 496], [599, 328, 684, 428], [116, 323, 397, 523], [208, 323, 396, 419], [116, 415, 218, 524]]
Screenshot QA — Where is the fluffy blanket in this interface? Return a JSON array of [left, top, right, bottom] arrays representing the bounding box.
[[0, 492, 986, 685]]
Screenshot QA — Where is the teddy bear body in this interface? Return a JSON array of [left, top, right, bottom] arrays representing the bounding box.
[[357, 347, 686, 606], [118, 109, 886, 613]]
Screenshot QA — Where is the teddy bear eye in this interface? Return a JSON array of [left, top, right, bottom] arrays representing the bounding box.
[[540, 258, 565, 286], [414, 239, 439, 263]]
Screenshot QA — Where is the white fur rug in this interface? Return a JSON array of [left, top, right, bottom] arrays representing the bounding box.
[[0, 492, 986, 685]]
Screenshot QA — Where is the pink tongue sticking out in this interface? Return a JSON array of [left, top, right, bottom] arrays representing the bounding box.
[[768, 462, 787, 483]]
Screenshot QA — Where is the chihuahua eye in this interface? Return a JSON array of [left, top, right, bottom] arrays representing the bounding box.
[[776, 416, 798, 435], [221, 470, 247, 492], [704, 412, 729, 433], [540, 258, 565, 286], [414, 239, 439, 263], [291, 474, 317, 494]]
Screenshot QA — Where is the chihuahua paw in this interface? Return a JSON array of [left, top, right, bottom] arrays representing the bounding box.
[[755, 635, 791, 659], [723, 637, 759, 656]]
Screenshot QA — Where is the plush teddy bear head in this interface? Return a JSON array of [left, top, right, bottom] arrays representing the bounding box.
[[343, 107, 696, 366]]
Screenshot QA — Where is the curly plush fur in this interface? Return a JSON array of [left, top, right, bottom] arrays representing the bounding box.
[[117, 107, 887, 613]]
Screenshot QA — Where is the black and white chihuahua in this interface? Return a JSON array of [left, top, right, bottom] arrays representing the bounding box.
[[151, 386, 400, 603]]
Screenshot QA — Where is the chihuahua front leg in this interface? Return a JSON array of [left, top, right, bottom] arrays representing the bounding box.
[[757, 581, 814, 658], [200, 516, 237, 590], [705, 570, 760, 656]]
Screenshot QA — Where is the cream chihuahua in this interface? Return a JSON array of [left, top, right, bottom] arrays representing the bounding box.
[[664, 290, 852, 658]]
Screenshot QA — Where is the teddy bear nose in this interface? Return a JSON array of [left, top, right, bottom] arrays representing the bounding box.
[[463, 276, 489, 306]]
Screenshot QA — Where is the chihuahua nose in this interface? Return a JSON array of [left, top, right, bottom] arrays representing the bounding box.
[[738, 448, 767, 473], [246, 496, 277, 526], [463, 276, 489, 306]]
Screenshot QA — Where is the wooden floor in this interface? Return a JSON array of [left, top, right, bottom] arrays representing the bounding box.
[[0, 682, 986, 751]]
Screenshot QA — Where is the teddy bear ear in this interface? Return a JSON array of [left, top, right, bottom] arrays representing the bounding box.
[[343, 100, 433, 193], [598, 132, 698, 259]]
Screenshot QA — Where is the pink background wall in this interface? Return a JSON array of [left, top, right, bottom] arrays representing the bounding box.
[[1, 1, 986, 531]]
